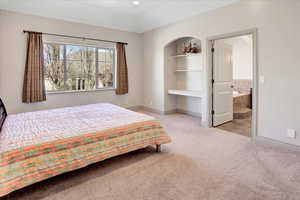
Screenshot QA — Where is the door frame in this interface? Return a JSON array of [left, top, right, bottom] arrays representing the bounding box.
[[206, 28, 258, 139]]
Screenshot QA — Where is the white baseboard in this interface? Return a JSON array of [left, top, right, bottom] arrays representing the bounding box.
[[127, 105, 144, 111], [254, 136, 300, 152], [129, 105, 201, 117], [129, 105, 300, 152], [163, 109, 177, 115], [129, 105, 166, 115], [176, 109, 202, 118]]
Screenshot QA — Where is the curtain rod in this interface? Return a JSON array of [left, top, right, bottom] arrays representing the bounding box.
[[23, 30, 128, 45]]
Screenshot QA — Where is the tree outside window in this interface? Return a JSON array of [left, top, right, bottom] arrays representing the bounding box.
[[44, 43, 115, 92]]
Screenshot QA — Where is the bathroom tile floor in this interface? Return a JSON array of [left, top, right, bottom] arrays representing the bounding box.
[[216, 117, 251, 137]]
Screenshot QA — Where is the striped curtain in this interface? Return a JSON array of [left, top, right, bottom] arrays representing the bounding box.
[[22, 32, 46, 103], [116, 43, 128, 95]]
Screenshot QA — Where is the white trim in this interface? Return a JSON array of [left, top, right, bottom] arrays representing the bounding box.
[[43, 40, 116, 49], [44, 42, 116, 93], [139, 106, 167, 115], [46, 88, 116, 95], [132, 106, 175, 115], [255, 136, 300, 152], [127, 105, 145, 111], [206, 28, 258, 139], [169, 53, 200, 59], [168, 89, 202, 98], [131, 106, 300, 152], [129, 106, 202, 118], [176, 109, 202, 118], [43, 35, 116, 49]]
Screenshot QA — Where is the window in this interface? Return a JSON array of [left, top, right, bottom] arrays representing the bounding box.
[[44, 42, 115, 92]]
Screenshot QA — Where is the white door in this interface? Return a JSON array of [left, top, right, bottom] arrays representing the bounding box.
[[212, 40, 233, 126]]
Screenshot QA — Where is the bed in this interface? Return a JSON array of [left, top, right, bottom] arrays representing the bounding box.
[[0, 103, 171, 197]]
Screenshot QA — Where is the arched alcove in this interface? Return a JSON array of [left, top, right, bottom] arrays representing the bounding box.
[[164, 37, 203, 119]]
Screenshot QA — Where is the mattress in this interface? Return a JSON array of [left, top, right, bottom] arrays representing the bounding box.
[[0, 104, 171, 197]]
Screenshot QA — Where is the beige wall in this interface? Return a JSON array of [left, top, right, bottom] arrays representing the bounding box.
[[0, 10, 144, 114], [1, 0, 300, 147], [142, 0, 300, 146]]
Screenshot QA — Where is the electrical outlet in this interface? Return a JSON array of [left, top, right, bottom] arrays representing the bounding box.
[[287, 129, 296, 139]]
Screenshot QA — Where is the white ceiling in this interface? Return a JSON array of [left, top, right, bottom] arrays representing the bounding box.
[[0, 0, 240, 33]]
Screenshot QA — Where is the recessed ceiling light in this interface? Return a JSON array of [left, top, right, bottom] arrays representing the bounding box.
[[132, 1, 140, 5]]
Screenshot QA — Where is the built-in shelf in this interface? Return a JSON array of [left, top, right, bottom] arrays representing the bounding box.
[[175, 69, 202, 72], [170, 53, 200, 59], [165, 37, 202, 117], [168, 89, 202, 98]]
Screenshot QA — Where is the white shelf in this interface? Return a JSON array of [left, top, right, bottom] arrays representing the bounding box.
[[168, 90, 202, 98], [175, 69, 201, 72], [170, 53, 200, 59]]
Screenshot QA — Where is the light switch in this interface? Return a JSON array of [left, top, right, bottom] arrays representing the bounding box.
[[259, 76, 265, 84]]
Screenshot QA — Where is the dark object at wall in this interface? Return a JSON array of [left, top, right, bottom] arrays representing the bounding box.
[[250, 88, 253, 109], [0, 97, 7, 132]]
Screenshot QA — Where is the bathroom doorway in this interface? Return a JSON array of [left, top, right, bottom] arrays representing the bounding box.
[[210, 31, 255, 137]]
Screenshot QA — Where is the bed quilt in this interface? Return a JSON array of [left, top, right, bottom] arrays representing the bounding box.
[[0, 104, 171, 197]]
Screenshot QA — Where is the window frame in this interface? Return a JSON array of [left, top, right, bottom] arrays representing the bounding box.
[[43, 41, 117, 94]]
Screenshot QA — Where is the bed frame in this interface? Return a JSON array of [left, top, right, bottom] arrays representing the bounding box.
[[156, 144, 161, 152]]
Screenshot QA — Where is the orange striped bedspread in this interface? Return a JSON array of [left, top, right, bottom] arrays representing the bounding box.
[[0, 104, 171, 197]]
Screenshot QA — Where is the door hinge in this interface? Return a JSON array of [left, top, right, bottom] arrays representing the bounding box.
[[212, 110, 215, 115], [212, 79, 215, 84], [211, 47, 215, 53]]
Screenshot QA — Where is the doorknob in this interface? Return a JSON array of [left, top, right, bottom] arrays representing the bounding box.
[[230, 85, 234, 89]]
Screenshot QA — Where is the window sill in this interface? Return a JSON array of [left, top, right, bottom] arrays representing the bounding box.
[[46, 88, 116, 95]]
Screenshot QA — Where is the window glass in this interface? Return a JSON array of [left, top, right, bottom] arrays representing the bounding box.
[[97, 49, 114, 88], [44, 43, 115, 92]]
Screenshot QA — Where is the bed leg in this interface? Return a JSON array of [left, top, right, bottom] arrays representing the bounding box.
[[156, 144, 161, 153]]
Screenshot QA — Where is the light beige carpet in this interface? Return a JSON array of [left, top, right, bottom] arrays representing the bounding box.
[[7, 110, 300, 200]]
